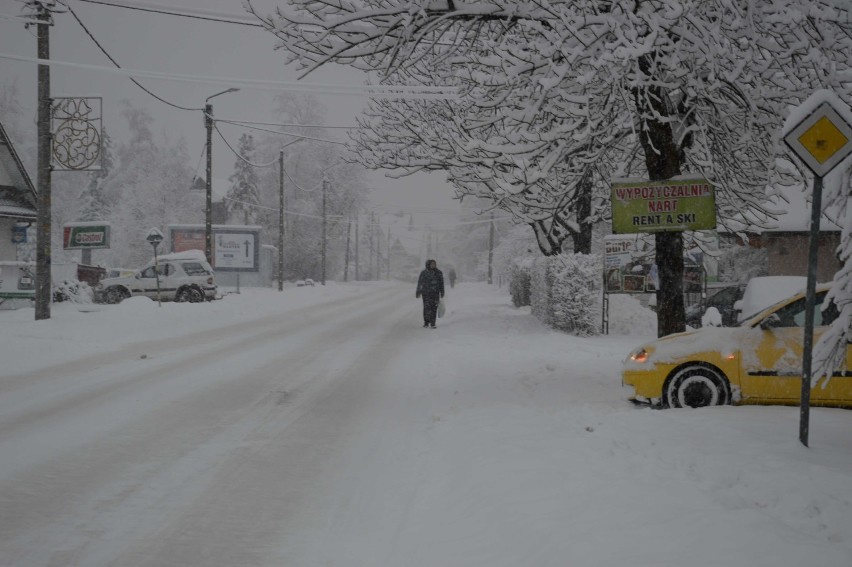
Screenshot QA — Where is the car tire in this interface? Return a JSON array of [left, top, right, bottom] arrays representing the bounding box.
[[177, 287, 204, 303], [105, 287, 128, 304], [664, 364, 731, 408]]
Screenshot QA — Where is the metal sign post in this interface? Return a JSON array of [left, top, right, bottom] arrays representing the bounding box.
[[146, 228, 165, 307], [783, 97, 852, 447]]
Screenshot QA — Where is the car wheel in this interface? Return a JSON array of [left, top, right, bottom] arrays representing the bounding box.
[[105, 287, 128, 304], [664, 364, 731, 408], [177, 287, 204, 303]]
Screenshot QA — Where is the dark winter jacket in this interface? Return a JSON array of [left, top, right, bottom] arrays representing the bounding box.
[[416, 262, 445, 298]]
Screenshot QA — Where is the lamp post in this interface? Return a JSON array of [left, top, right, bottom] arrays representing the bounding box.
[[204, 87, 239, 265]]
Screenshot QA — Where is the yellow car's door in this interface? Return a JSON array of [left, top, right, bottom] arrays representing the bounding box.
[[741, 292, 852, 406]]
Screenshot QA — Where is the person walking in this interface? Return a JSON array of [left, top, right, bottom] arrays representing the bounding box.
[[448, 268, 457, 288], [416, 259, 444, 328]]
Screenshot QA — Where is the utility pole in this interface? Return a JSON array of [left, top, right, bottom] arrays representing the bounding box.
[[344, 217, 351, 282], [354, 214, 360, 281], [34, 1, 53, 321], [369, 212, 375, 280], [204, 102, 213, 264], [488, 212, 495, 285], [278, 149, 284, 291], [204, 88, 239, 266], [387, 227, 391, 280], [321, 176, 327, 285]]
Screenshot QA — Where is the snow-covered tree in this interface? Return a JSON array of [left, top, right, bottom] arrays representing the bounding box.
[[247, 93, 372, 281], [226, 133, 262, 225], [76, 130, 114, 222], [249, 0, 852, 336], [101, 101, 197, 266]]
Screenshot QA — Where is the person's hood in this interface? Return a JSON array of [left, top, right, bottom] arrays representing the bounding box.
[[425, 259, 434, 268]]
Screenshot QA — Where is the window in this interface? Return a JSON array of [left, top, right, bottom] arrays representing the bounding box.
[[181, 262, 210, 276], [140, 266, 158, 278], [770, 292, 838, 327]]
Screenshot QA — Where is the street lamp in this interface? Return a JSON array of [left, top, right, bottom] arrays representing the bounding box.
[[204, 87, 240, 265]]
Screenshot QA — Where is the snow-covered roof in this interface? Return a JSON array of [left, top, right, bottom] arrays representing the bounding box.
[[0, 119, 36, 220]]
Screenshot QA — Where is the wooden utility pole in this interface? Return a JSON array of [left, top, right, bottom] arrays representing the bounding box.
[[369, 212, 375, 280], [386, 227, 391, 280], [321, 177, 327, 285], [488, 212, 495, 285], [354, 214, 360, 281], [278, 150, 284, 291], [34, 2, 52, 320], [344, 217, 351, 282]]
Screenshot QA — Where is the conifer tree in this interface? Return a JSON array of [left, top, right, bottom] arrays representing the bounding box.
[[226, 134, 261, 225]]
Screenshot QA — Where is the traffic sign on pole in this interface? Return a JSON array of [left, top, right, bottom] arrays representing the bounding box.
[[783, 93, 852, 447]]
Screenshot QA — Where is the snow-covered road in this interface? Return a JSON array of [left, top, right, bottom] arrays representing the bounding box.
[[1, 285, 430, 565], [2, 282, 851, 567]]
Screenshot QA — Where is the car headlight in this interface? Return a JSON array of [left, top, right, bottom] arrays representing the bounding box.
[[628, 347, 649, 363]]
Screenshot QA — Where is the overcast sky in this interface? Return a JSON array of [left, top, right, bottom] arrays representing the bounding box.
[[0, 0, 460, 217]]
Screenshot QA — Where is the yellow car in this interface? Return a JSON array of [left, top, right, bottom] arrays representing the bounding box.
[[623, 284, 852, 408]]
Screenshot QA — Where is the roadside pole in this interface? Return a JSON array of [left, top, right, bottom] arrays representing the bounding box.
[[34, 2, 52, 320], [146, 228, 164, 307], [783, 94, 852, 447]]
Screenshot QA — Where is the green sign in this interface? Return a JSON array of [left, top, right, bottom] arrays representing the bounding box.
[[611, 178, 716, 234], [63, 224, 111, 250]]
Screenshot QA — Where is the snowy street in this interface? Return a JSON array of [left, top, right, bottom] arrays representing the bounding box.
[[2, 282, 852, 566]]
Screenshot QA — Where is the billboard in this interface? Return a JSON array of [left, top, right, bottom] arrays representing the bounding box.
[[611, 178, 716, 234], [604, 235, 703, 294], [63, 222, 111, 250], [168, 225, 260, 272], [215, 231, 258, 271]]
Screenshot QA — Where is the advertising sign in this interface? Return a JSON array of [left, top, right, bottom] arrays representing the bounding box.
[[171, 227, 206, 254], [215, 231, 257, 271], [63, 223, 111, 250], [168, 225, 260, 271], [604, 235, 703, 294], [611, 178, 716, 234], [604, 235, 656, 293]]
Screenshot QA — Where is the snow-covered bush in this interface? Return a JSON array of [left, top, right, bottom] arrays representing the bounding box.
[[529, 256, 553, 324], [494, 225, 538, 308], [549, 254, 602, 336], [529, 253, 602, 335], [53, 280, 94, 304], [508, 260, 532, 307]]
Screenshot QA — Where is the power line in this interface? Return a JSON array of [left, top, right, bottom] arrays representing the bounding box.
[[216, 119, 349, 145], [218, 118, 357, 130], [0, 53, 459, 99], [73, 0, 264, 27], [63, 1, 202, 111]]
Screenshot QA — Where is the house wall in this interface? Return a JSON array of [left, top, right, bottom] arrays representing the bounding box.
[[766, 232, 841, 283], [0, 218, 17, 261]]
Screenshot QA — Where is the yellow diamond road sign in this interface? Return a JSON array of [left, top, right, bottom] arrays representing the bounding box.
[[785, 102, 852, 177]]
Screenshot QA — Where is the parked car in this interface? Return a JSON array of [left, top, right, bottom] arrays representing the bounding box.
[[733, 275, 807, 323], [623, 283, 852, 409], [296, 279, 316, 287], [95, 250, 217, 304], [685, 283, 746, 328]]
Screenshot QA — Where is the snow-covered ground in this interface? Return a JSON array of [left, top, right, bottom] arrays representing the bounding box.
[[1, 281, 850, 567]]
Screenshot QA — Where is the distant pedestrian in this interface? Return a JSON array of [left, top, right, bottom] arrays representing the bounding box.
[[416, 259, 444, 328], [448, 268, 457, 288]]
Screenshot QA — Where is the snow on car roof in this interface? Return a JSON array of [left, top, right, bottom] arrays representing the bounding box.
[[155, 249, 208, 263], [736, 276, 808, 322]]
